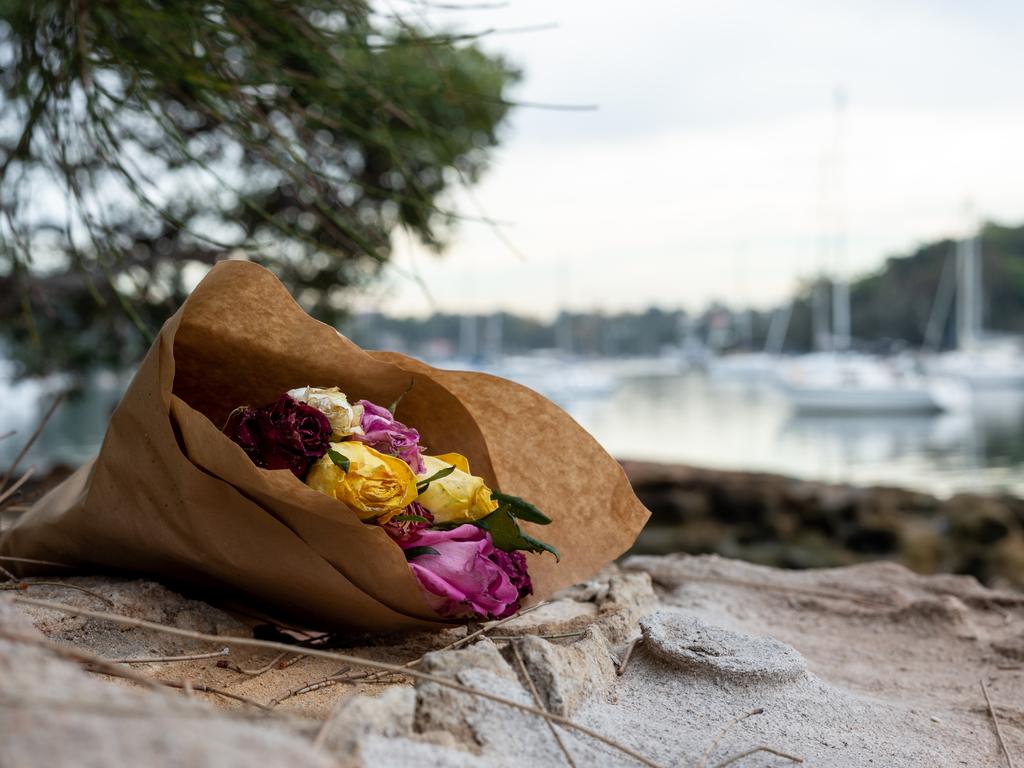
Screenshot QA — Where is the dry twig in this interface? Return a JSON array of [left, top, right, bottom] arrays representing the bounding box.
[[618, 636, 643, 676], [697, 707, 764, 768], [0, 555, 75, 569], [0, 580, 114, 607], [12, 595, 665, 768], [489, 630, 586, 641], [0, 466, 36, 507], [512, 641, 578, 768], [431, 600, 550, 656], [86, 664, 274, 712], [0, 391, 64, 492], [982, 677, 1017, 768], [0, 430, 15, 441], [0, 629, 163, 691], [351, 600, 550, 688], [109, 647, 230, 665], [711, 745, 804, 767], [221, 650, 294, 676], [269, 670, 356, 707]]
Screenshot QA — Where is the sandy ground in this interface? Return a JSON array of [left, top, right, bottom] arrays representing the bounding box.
[[2, 555, 1022, 766]]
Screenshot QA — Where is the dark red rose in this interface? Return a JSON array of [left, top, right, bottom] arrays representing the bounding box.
[[223, 394, 332, 478], [382, 502, 434, 543], [487, 548, 533, 615]]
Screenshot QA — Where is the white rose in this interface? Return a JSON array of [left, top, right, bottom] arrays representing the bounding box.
[[287, 386, 364, 438]]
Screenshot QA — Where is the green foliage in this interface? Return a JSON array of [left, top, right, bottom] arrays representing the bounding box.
[[402, 545, 439, 559], [846, 222, 1024, 349], [390, 513, 430, 524], [474, 504, 559, 560], [327, 448, 350, 473], [0, 0, 519, 378], [416, 464, 455, 493], [490, 490, 551, 524]]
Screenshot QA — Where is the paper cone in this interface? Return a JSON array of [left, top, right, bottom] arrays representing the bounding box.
[[1, 261, 649, 631]]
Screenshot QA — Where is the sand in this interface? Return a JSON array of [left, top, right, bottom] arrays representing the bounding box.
[[2, 554, 1022, 766]]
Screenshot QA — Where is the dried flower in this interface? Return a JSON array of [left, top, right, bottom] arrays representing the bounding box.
[[351, 399, 425, 473], [223, 394, 331, 478], [397, 524, 525, 619]]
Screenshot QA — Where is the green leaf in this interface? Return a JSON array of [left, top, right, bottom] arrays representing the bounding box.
[[391, 513, 430, 524], [388, 378, 415, 415], [490, 491, 551, 525], [404, 546, 440, 560], [327, 449, 350, 473], [416, 465, 455, 493], [474, 506, 560, 561]]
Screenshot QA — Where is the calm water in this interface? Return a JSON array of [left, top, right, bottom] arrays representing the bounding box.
[[564, 371, 1024, 497], [4, 364, 1024, 498]]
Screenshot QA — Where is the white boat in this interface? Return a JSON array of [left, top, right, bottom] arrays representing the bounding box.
[[926, 230, 1024, 389], [928, 344, 1024, 390], [779, 354, 944, 414]]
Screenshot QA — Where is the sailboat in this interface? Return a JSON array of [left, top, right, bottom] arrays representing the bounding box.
[[779, 353, 943, 414], [777, 90, 944, 414], [927, 230, 1024, 389]]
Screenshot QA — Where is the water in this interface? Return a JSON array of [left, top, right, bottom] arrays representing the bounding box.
[[4, 362, 1024, 498], [563, 370, 1024, 497], [0, 368, 129, 472]]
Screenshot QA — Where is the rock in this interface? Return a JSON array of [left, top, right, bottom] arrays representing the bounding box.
[[489, 599, 598, 637], [16, 577, 248, 661], [413, 642, 565, 765], [639, 610, 807, 683], [623, 459, 1024, 589], [499, 569, 657, 645], [320, 687, 417, 761], [358, 735, 494, 767], [419, 638, 516, 683], [414, 639, 517, 747], [0, 596, 335, 768], [512, 626, 617, 716], [591, 571, 658, 644]]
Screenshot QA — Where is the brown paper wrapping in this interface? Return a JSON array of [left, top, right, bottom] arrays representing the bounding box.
[[0, 261, 649, 631]]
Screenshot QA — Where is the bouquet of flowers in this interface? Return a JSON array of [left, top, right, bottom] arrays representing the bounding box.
[[222, 386, 557, 620], [0, 261, 648, 632]]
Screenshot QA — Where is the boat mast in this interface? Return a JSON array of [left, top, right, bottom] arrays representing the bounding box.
[[955, 209, 982, 352], [830, 88, 851, 352]]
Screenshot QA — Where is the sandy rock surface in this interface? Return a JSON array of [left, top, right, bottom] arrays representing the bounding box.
[[1, 555, 1022, 767]]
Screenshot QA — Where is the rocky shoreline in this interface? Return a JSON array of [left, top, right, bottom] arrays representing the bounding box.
[[624, 460, 1024, 590]]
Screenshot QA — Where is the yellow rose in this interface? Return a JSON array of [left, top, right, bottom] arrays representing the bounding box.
[[306, 441, 417, 523], [416, 453, 498, 525]]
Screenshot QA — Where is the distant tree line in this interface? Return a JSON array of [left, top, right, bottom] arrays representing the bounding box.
[[347, 221, 1024, 359]]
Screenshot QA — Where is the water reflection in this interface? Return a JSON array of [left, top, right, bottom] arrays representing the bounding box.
[[563, 371, 1024, 497]]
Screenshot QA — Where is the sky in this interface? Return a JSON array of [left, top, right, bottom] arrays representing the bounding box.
[[360, 0, 1024, 319]]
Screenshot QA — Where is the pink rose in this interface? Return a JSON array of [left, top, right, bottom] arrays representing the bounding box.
[[397, 524, 525, 620], [352, 399, 425, 473]]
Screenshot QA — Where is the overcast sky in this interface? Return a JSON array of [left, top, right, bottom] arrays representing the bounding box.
[[361, 0, 1024, 318]]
